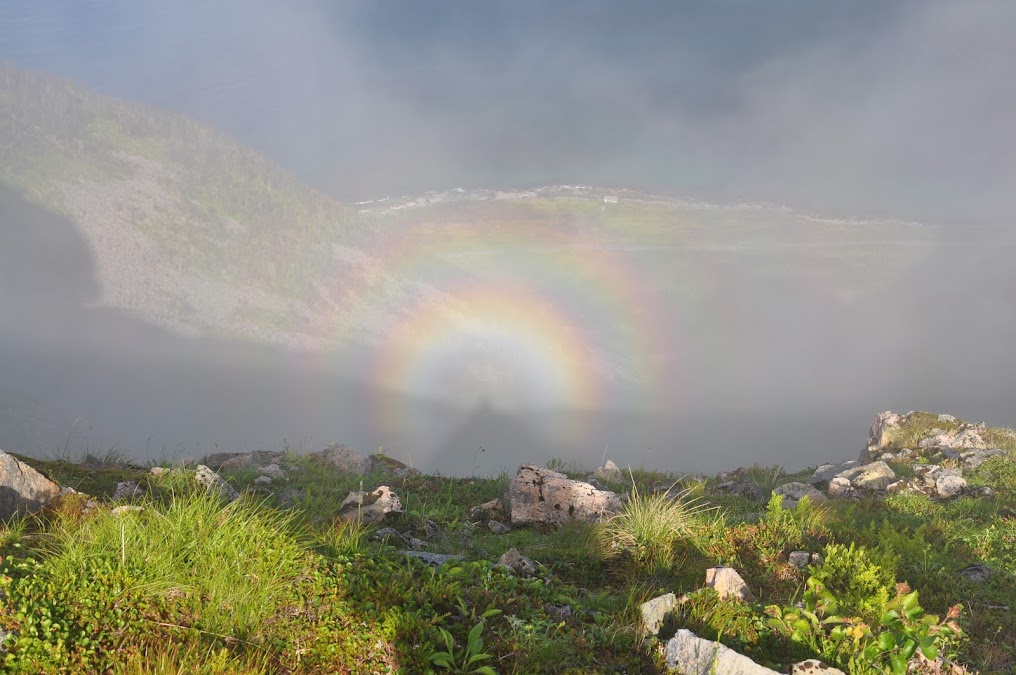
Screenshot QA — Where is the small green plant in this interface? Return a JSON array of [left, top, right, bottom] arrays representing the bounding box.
[[429, 618, 499, 674], [743, 464, 786, 502], [809, 541, 897, 620], [767, 579, 962, 674]]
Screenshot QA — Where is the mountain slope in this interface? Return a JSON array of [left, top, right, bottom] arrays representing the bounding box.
[[0, 63, 454, 347]]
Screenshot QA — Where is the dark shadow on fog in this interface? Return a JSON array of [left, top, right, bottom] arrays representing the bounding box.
[[5, 183, 1016, 476]]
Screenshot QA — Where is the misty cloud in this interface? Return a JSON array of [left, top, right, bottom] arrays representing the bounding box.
[[2, 2, 1016, 474]]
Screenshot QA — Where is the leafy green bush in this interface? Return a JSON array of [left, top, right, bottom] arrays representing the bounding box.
[[767, 579, 962, 674], [809, 542, 898, 620]]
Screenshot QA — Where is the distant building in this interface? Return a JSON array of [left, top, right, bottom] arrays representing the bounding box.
[[603, 195, 618, 204]]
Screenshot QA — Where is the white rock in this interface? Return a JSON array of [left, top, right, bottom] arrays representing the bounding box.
[[827, 476, 856, 498], [641, 593, 678, 636], [259, 463, 284, 479], [509, 464, 622, 526], [773, 482, 827, 509], [338, 485, 402, 524], [665, 629, 780, 674], [936, 475, 967, 499], [0, 449, 62, 520], [594, 459, 624, 483], [497, 547, 537, 576], [705, 566, 754, 602], [792, 659, 846, 675], [835, 461, 896, 491], [194, 465, 240, 502]]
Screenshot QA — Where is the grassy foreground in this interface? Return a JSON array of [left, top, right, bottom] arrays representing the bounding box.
[[2, 417, 1015, 674]]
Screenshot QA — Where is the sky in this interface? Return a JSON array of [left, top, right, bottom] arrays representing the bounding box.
[[1, 0, 1014, 224], [1, 1, 1016, 473]]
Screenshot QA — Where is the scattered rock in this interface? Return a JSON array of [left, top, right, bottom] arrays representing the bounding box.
[[665, 629, 780, 674], [705, 566, 755, 602], [469, 497, 504, 521], [277, 487, 305, 508], [641, 593, 678, 636], [253, 475, 273, 486], [935, 474, 967, 499], [372, 527, 405, 543], [314, 444, 372, 475], [338, 485, 402, 524], [788, 551, 811, 569], [259, 463, 284, 479], [773, 482, 827, 509], [938, 414, 957, 423], [112, 480, 145, 501], [399, 551, 462, 566], [862, 411, 904, 461], [792, 659, 846, 675], [371, 454, 419, 478], [497, 547, 537, 576], [194, 465, 240, 502], [0, 449, 62, 520], [488, 519, 511, 534], [545, 603, 572, 621], [919, 428, 987, 451], [210, 451, 285, 473], [961, 448, 1005, 472], [960, 564, 991, 583], [404, 536, 428, 550], [834, 461, 896, 491], [810, 461, 859, 489], [509, 465, 622, 526], [827, 476, 856, 498], [594, 459, 624, 483], [423, 519, 440, 539]]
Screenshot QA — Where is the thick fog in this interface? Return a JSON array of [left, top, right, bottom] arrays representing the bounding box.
[[1, 1, 1016, 474]]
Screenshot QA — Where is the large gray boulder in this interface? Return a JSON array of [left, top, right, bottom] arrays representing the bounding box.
[[0, 450, 62, 520], [665, 629, 780, 674], [509, 464, 622, 526]]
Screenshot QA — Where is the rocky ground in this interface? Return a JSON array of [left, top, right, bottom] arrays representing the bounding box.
[[1, 410, 1013, 673]]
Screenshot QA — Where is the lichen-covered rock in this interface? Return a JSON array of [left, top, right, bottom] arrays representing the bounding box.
[[834, 461, 896, 491], [194, 465, 240, 502], [936, 475, 967, 499], [0, 450, 62, 520], [509, 465, 622, 526], [862, 411, 903, 461], [112, 480, 145, 500], [773, 482, 827, 509], [792, 660, 846, 675], [919, 428, 987, 450], [810, 461, 860, 489], [313, 444, 372, 475], [594, 459, 624, 483], [788, 551, 811, 569], [827, 476, 856, 498], [469, 497, 504, 521], [488, 519, 511, 534], [705, 566, 754, 602], [641, 593, 678, 636], [497, 547, 537, 576], [338, 485, 402, 524], [665, 629, 780, 674]]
